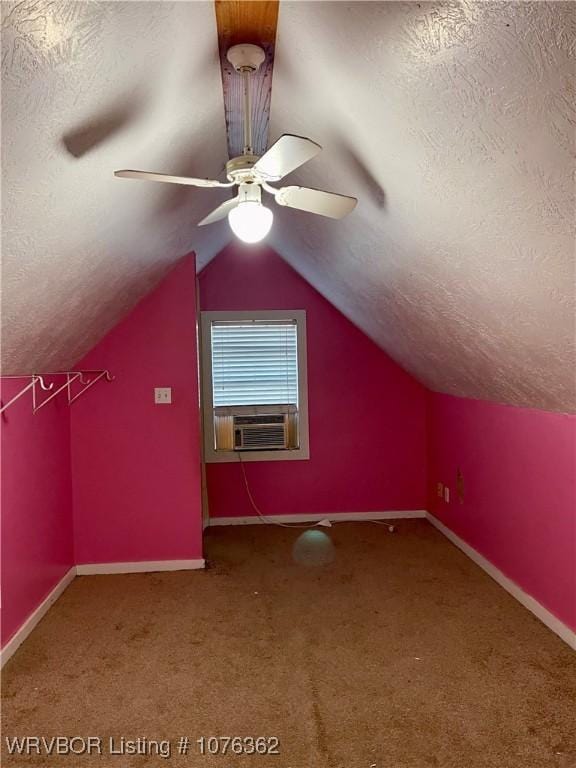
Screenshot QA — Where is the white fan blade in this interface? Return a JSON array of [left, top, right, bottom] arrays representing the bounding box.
[[275, 186, 357, 219], [114, 170, 234, 188], [253, 134, 322, 181], [197, 196, 239, 226]]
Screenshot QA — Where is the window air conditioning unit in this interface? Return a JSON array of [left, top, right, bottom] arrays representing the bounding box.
[[214, 405, 299, 452]]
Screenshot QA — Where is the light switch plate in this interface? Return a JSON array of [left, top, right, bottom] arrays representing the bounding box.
[[154, 387, 172, 404]]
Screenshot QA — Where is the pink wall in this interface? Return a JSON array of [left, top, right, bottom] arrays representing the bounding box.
[[71, 254, 203, 564], [199, 245, 428, 518], [4, 242, 573, 651], [428, 392, 576, 630], [1, 379, 74, 646]]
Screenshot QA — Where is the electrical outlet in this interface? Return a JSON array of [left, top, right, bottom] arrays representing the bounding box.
[[437, 482, 444, 498], [456, 467, 465, 503], [444, 486, 450, 503], [154, 387, 172, 404]]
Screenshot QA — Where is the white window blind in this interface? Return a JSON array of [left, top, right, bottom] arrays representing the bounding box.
[[211, 321, 299, 407]]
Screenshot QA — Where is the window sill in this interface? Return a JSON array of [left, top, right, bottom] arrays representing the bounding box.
[[205, 446, 310, 464]]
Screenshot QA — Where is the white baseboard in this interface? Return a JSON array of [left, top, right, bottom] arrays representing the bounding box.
[[0, 567, 76, 668], [426, 513, 576, 650], [76, 559, 205, 575], [208, 510, 427, 526]]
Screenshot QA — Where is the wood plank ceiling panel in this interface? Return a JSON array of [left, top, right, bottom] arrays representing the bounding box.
[[214, 0, 279, 159]]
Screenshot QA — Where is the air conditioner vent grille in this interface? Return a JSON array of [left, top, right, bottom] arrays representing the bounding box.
[[235, 425, 286, 449]]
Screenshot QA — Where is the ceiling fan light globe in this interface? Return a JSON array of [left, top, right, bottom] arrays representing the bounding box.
[[228, 201, 273, 243]]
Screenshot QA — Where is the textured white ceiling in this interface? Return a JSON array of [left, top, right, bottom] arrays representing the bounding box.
[[1, 0, 230, 372], [267, 1, 575, 412], [2, 1, 574, 411]]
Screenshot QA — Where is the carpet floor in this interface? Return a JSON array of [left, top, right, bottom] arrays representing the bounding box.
[[2, 520, 575, 768]]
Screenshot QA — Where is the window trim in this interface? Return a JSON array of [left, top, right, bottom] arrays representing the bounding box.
[[200, 310, 310, 463]]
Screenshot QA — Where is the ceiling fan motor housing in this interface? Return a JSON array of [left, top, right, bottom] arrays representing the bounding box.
[[226, 154, 260, 183]]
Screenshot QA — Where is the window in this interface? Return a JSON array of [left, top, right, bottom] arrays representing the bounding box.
[[211, 321, 298, 407], [201, 311, 309, 462]]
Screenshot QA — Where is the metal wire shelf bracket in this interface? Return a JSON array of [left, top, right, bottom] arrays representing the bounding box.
[[33, 372, 82, 412], [0, 370, 114, 415], [0, 375, 54, 415], [68, 370, 114, 405]]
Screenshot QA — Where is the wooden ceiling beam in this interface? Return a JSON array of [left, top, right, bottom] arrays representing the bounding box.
[[214, 0, 279, 159]]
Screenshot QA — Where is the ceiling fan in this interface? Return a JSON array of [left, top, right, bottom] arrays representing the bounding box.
[[114, 44, 357, 243]]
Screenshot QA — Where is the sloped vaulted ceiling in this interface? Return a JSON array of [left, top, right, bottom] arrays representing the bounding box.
[[1, 1, 574, 412], [267, 1, 575, 412], [1, 1, 230, 372]]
